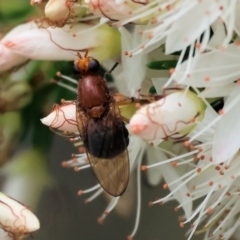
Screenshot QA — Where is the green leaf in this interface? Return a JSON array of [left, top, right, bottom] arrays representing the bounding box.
[[146, 60, 177, 70]]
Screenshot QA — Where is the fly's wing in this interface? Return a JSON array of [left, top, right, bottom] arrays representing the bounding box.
[[86, 150, 129, 197], [76, 100, 129, 197]]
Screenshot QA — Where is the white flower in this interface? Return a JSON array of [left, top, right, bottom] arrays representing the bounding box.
[[129, 90, 206, 141], [84, 0, 240, 56], [0, 192, 39, 239], [1, 21, 121, 72]]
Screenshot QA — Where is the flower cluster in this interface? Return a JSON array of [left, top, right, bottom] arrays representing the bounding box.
[[2, 0, 240, 240]]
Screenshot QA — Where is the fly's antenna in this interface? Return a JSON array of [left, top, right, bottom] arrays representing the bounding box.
[[109, 62, 119, 74], [104, 62, 119, 78], [77, 52, 82, 58], [84, 49, 88, 58]]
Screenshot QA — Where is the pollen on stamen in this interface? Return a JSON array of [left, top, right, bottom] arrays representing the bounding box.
[[218, 109, 224, 115], [169, 68, 175, 74], [197, 168, 202, 173], [135, 103, 141, 108], [78, 147, 85, 153], [124, 51, 129, 56], [104, 211, 109, 215], [56, 71, 62, 77], [219, 171, 224, 175], [180, 222, 184, 228], [174, 206, 179, 211], [141, 165, 147, 171], [127, 235, 133, 240], [171, 161, 177, 167], [186, 193, 191, 197], [74, 166, 80, 172], [195, 43, 201, 49], [148, 201, 153, 207], [163, 183, 168, 189], [184, 141, 189, 147], [207, 207, 213, 215], [97, 217, 104, 225], [78, 190, 83, 196], [209, 181, 213, 186], [62, 161, 70, 168], [236, 79, 240, 85]]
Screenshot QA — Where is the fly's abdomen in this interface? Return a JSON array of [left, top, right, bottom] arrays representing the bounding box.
[[84, 116, 129, 159]]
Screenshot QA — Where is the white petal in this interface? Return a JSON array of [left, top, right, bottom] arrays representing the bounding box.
[[120, 26, 148, 95], [199, 83, 235, 98], [212, 85, 240, 163], [174, 44, 240, 87], [166, 1, 224, 53], [209, 19, 226, 48]]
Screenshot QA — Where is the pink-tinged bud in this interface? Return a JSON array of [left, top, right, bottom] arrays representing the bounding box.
[[0, 192, 40, 237], [129, 91, 206, 141], [44, 0, 86, 25], [2, 22, 121, 63], [41, 101, 78, 134]]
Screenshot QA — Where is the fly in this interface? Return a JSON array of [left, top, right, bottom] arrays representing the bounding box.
[[73, 52, 130, 197]]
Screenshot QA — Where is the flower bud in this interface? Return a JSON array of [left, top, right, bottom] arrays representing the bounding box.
[[0, 192, 40, 237], [3, 22, 121, 62], [45, 0, 86, 24], [129, 90, 206, 141], [41, 101, 79, 134]]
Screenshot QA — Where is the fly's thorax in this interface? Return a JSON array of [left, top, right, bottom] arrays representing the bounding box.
[[78, 73, 110, 118]]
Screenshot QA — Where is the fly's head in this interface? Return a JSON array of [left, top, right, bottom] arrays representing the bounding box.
[[73, 56, 100, 75]]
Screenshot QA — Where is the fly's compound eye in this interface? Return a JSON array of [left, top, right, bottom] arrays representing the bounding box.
[[73, 63, 80, 75], [88, 58, 100, 72]]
